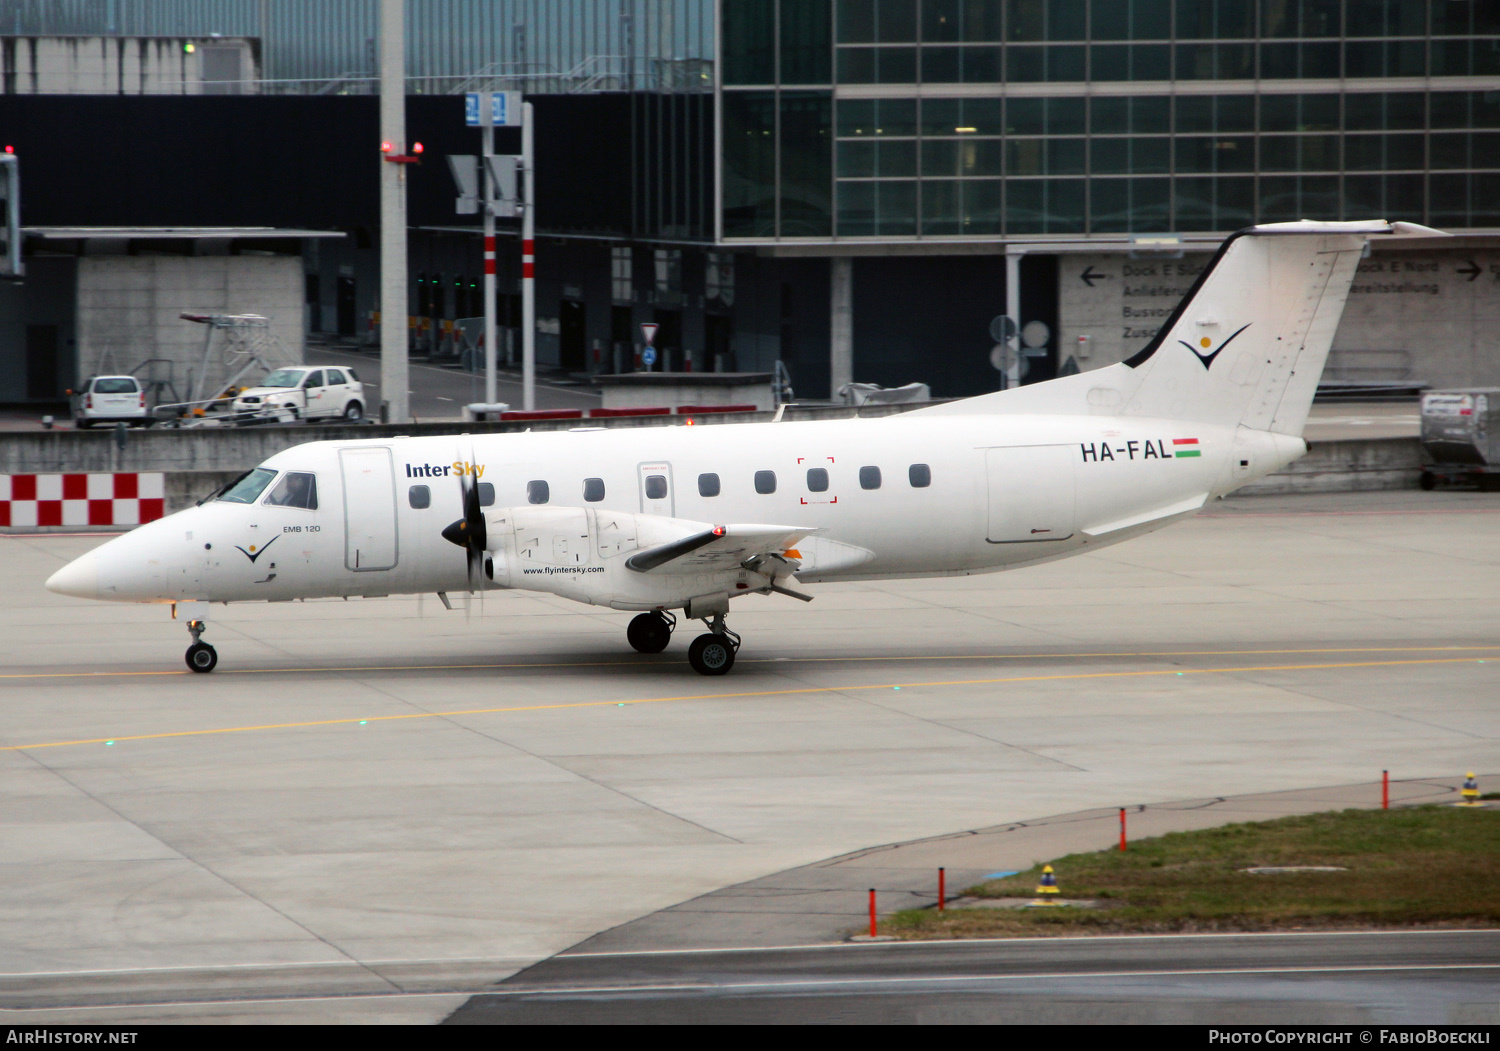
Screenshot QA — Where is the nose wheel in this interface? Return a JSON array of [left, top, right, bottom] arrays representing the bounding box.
[[687, 612, 740, 676], [627, 611, 675, 654], [184, 620, 218, 673]]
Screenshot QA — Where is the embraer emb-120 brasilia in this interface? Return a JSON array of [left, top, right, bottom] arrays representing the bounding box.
[[46, 220, 1444, 675]]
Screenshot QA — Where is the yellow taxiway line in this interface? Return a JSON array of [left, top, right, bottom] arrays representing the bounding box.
[[0, 655, 1491, 754]]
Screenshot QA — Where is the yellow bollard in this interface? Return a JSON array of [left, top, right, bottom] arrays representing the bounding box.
[[1458, 772, 1481, 807], [1035, 864, 1060, 895]]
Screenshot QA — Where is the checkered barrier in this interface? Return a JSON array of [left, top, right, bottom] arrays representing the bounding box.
[[0, 473, 166, 528]]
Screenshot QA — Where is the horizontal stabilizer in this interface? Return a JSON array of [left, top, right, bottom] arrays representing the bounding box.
[[626, 523, 816, 574]]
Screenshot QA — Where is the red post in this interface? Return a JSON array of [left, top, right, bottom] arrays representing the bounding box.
[[1120, 807, 1128, 851], [1382, 769, 1389, 810], [868, 888, 877, 937], [938, 868, 946, 911]]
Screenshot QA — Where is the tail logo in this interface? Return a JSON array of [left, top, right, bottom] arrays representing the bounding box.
[[1179, 322, 1250, 370]]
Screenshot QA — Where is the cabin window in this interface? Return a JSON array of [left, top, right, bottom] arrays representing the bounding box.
[[754, 470, 777, 494], [218, 467, 276, 505], [526, 480, 549, 504], [859, 466, 881, 490], [583, 477, 605, 502], [478, 482, 496, 506], [407, 484, 430, 509], [644, 474, 668, 500], [264, 471, 318, 510], [698, 472, 721, 497], [806, 468, 829, 493], [909, 463, 932, 488]]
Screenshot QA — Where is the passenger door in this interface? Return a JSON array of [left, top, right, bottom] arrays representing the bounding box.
[[340, 446, 398, 570], [637, 462, 675, 517]]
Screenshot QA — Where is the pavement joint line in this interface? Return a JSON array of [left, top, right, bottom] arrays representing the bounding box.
[[479, 963, 1500, 998], [0, 991, 489, 1013], [1199, 508, 1500, 518], [0, 655, 1492, 753], [554, 927, 1500, 959], [1, 645, 1497, 682]]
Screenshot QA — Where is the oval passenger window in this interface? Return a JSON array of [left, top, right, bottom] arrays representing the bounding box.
[[644, 475, 668, 500], [806, 468, 829, 493], [859, 466, 881, 490], [698, 473, 721, 497], [909, 464, 932, 488], [583, 478, 605, 502], [526, 480, 549, 504], [408, 484, 431, 509], [754, 470, 777, 495]]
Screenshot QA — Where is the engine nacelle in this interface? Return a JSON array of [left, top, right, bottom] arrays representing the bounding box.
[[480, 506, 792, 612]]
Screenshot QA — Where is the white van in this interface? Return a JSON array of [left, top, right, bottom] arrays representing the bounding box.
[[72, 375, 148, 429], [231, 366, 366, 423]]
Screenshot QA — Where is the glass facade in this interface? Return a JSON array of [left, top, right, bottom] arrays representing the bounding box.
[[719, 0, 1500, 238]]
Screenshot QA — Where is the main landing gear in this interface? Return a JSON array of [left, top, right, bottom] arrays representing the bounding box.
[[184, 620, 218, 673], [626, 609, 741, 674], [688, 613, 740, 677], [627, 610, 675, 654]]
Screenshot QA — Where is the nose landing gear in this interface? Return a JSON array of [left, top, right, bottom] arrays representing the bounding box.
[[688, 613, 739, 676], [184, 620, 218, 673]]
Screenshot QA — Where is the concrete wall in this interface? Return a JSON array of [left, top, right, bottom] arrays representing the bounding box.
[[1057, 246, 1500, 389], [0, 37, 258, 95], [75, 255, 303, 400]]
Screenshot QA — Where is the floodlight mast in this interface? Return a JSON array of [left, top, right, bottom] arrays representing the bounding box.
[[378, 0, 409, 424], [521, 101, 535, 411], [482, 109, 497, 408]]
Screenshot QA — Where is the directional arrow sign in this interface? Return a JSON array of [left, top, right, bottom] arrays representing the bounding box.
[[1458, 260, 1482, 282], [1080, 265, 1108, 287]]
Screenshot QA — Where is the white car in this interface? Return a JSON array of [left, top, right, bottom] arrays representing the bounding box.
[[71, 375, 149, 429], [231, 366, 366, 424]]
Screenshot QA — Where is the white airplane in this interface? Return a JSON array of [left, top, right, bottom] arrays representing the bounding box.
[[46, 220, 1442, 675]]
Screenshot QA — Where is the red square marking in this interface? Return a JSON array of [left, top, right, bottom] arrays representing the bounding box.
[[0, 504, 9, 527], [139, 498, 165, 522], [11, 475, 35, 500], [87, 499, 114, 525], [62, 474, 88, 500], [113, 473, 138, 499], [37, 500, 62, 526]]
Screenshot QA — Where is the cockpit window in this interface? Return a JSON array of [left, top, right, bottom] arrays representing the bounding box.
[[260, 369, 304, 388], [264, 471, 318, 510], [218, 467, 277, 504]]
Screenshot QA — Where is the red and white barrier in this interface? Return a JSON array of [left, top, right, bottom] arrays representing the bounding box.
[[0, 473, 165, 528]]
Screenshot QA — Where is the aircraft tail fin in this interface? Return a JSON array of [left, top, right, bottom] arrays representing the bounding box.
[[918, 220, 1446, 434]]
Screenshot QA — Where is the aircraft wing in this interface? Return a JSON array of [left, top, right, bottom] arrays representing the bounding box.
[[625, 523, 815, 574]]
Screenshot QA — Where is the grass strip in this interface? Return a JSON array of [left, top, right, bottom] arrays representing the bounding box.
[[887, 806, 1499, 939]]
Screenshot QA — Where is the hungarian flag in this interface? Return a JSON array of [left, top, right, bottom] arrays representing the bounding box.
[[1173, 438, 1201, 458]]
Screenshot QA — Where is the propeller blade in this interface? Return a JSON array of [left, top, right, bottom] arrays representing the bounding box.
[[441, 449, 487, 592]]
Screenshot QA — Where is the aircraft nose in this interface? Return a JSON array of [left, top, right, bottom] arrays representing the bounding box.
[[45, 551, 98, 599]]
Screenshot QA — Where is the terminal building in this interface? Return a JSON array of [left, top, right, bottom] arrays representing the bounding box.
[[0, 0, 1496, 406]]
